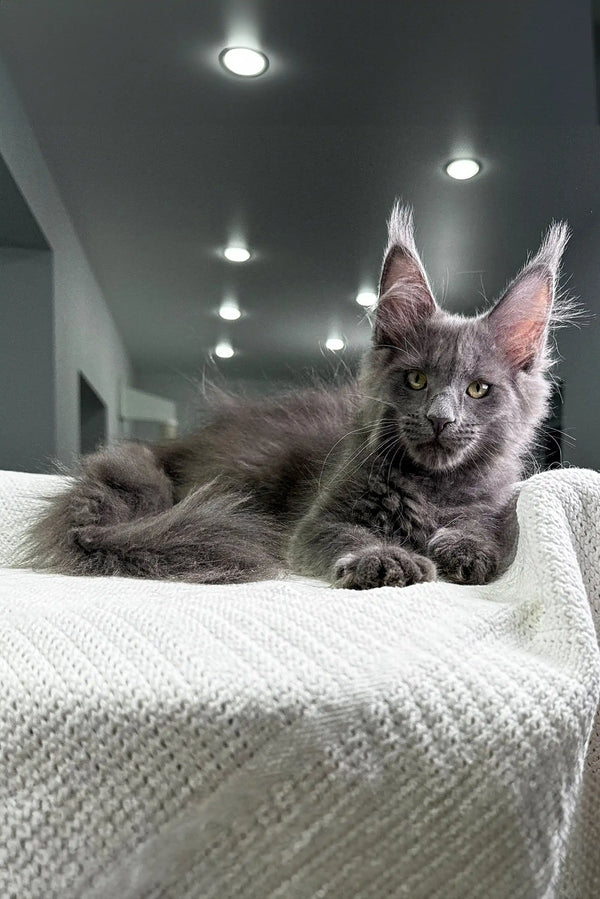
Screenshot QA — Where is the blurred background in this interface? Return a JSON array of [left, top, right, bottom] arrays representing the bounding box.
[[0, 0, 599, 472]]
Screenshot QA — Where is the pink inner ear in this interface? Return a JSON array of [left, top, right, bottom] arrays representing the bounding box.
[[375, 247, 436, 344], [492, 268, 553, 369], [379, 246, 433, 301], [506, 317, 547, 368]]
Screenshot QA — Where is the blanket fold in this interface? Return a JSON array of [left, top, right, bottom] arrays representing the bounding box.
[[0, 467, 598, 898]]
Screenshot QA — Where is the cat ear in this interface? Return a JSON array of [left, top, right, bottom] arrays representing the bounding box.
[[374, 203, 437, 345], [488, 222, 570, 370]]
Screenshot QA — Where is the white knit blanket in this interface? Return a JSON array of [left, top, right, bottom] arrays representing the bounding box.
[[0, 468, 599, 899]]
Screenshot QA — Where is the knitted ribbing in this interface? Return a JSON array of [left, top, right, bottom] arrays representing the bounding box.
[[0, 468, 598, 898]]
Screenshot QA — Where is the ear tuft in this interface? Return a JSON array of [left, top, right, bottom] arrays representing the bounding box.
[[533, 220, 570, 278], [385, 202, 421, 261]]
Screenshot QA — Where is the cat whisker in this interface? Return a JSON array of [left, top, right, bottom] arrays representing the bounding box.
[[339, 427, 400, 486], [544, 426, 576, 446], [317, 423, 394, 489], [366, 433, 402, 484], [348, 392, 397, 410]]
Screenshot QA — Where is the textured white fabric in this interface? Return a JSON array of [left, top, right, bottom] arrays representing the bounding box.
[[0, 470, 66, 568], [0, 467, 599, 899]]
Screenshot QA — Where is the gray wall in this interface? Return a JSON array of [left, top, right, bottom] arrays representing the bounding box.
[[557, 222, 600, 471], [134, 369, 211, 437], [0, 54, 132, 469], [0, 249, 55, 471]]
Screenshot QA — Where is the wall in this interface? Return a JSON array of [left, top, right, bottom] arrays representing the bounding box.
[[0, 249, 54, 471], [134, 369, 209, 436], [557, 220, 600, 470], [134, 367, 300, 438], [0, 55, 132, 468]]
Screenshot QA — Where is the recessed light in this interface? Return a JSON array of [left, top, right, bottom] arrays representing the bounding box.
[[223, 246, 251, 263], [356, 291, 377, 307], [325, 337, 345, 351], [219, 302, 241, 320], [215, 342, 234, 358], [219, 47, 269, 78], [445, 159, 481, 180]]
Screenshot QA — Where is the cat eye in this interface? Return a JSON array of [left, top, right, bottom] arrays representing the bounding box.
[[407, 371, 427, 390], [467, 380, 490, 399]]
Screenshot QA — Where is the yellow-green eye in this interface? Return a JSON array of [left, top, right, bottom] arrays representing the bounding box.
[[407, 370, 427, 390], [467, 379, 490, 399]]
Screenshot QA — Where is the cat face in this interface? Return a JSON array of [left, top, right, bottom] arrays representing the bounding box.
[[361, 203, 569, 474], [375, 314, 545, 472]]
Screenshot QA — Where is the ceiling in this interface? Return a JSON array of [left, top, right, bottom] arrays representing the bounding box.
[[0, 0, 599, 381]]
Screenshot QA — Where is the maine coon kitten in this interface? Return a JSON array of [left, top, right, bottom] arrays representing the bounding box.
[[25, 204, 571, 589]]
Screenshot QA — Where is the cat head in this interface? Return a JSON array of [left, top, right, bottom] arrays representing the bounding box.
[[361, 202, 571, 474]]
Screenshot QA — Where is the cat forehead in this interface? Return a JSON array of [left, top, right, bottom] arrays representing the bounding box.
[[395, 313, 497, 373]]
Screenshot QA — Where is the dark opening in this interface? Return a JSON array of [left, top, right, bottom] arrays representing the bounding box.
[[79, 373, 107, 454], [0, 154, 49, 250], [538, 379, 564, 470], [593, 2, 600, 120]]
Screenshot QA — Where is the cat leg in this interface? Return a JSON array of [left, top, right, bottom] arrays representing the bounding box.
[[427, 507, 518, 585], [333, 543, 436, 590], [289, 516, 436, 589], [427, 527, 499, 585]]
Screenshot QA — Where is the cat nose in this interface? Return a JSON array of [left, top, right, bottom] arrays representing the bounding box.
[[427, 414, 454, 437], [427, 392, 455, 436]]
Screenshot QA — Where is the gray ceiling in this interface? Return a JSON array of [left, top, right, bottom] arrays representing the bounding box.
[[1, 0, 599, 380]]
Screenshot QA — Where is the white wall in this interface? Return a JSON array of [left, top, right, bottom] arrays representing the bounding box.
[[0, 55, 132, 467]]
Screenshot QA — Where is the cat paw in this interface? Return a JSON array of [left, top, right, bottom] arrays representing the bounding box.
[[333, 545, 437, 590], [428, 528, 499, 585], [70, 489, 105, 528], [73, 524, 104, 550]]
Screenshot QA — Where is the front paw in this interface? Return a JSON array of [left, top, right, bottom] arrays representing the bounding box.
[[333, 545, 436, 590], [428, 528, 499, 585]]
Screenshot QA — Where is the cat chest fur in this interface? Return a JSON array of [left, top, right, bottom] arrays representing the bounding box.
[[348, 466, 441, 550]]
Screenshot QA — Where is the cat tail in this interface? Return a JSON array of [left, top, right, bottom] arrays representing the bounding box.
[[20, 443, 283, 584]]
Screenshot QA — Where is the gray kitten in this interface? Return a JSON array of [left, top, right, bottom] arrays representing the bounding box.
[[24, 204, 571, 589]]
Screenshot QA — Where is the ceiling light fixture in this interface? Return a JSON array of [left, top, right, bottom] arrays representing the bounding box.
[[445, 159, 481, 180], [325, 337, 345, 351], [215, 342, 234, 358], [219, 47, 269, 78], [355, 291, 377, 307], [223, 246, 251, 263], [219, 302, 241, 321]]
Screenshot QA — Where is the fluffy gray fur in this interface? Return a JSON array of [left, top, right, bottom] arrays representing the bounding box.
[[23, 206, 572, 589]]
